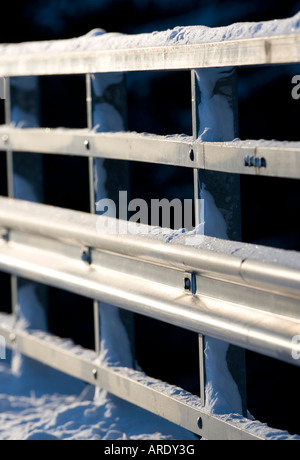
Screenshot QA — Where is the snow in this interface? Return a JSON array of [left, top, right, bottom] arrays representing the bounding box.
[[0, 337, 298, 440], [0, 313, 198, 440], [1, 11, 300, 56], [0, 361, 197, 440], [204, 338, 242, 415], [96, 303, 133, 369]]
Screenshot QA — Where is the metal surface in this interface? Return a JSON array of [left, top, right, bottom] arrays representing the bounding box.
[[0, 197, 300, 298], [0, 315, 266, 440], [191, 69, 205, 407], [1, 34, 300, 77], [1, 26, 300, 440], [0, 199, 299, 367], [1, 127, 300, 179], [86, 73, 100, 357]]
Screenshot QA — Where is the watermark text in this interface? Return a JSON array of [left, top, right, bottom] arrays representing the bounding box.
[[96, 191, 204, 241], [291, 75, 300, 100]]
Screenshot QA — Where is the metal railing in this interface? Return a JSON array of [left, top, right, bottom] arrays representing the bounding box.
[[0, 22, 300, 441]]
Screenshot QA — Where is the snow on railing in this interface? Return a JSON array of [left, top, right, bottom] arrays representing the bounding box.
[[0, 13, 300, 440]]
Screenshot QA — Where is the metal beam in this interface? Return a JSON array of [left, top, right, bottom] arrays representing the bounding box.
[[1, 127, 300, 179], [0, 315, 268, 440], [1, 34, 300, 76]]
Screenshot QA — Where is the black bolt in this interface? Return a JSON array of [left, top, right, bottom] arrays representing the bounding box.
[[189, 149, 195, 162], [184, 277, 191, 292], [255, 157, 261, 168], [0, 229, 9, 242], [81, 248, 92, 264], [261, 157, 267, 168], [197, 417, 203, 430]]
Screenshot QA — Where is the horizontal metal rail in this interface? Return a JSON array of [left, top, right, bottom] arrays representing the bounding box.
[[0, 198, 299, 367], [1, 127, 300, 179], [0, 34, 300, 76], [0, 314, 273, 440]]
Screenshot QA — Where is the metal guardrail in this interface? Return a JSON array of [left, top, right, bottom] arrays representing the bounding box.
[[0, 23, 300, 440], [0, 197, 300, 366]]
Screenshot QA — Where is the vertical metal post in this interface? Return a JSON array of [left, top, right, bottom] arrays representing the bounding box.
[[191, 68, 247, 416], [86, 72, 135, 368], [4, 78, 17, 317], [86, 74, 101, 357], [191, 71, 206, 407], [5, 76, 48, 375]]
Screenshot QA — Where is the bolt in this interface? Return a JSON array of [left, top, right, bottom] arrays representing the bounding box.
[[197, 417, 203, 430], [261, 157, 267, 168], [0, 229, 9, 242], [184, 273, 196, 295], [255, 157, 261, 168], [81, 248, 92, 264], [9, 333, 16, 343], [84, 139, 90, 150], [2, 134, 8, 143], [92, 368, 98, 380], [184, 277, 191, 292], [189, 149, 195, 162], [244, 155, 250, 167]]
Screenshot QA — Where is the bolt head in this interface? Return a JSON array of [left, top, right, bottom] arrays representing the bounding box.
[[92, 368, 98, 380], [197, 417, 203, 430], [184, 277, 191, 291], [244, 156, 250, 167], [9, 333, 16, 343], [81, 248, 92, 264]]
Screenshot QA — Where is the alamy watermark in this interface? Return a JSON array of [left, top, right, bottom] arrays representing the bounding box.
[[96, 191, 204, 242], [0, 78, 5, 100], [292, 335, 300, 361], [0, 335, 6, 360], [291, 75, 300, 100]]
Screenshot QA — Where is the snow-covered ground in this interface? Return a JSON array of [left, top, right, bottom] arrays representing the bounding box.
[[0, 353, 198, 441]]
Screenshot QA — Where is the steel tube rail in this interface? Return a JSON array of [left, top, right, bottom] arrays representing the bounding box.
[[1, 127, 300, 179], [0, 231, 299, 367], [0, 34, 300, 76], [0, 197, 300, 296], [0, 198, 300, 367], [1, 196, 300, 293]]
